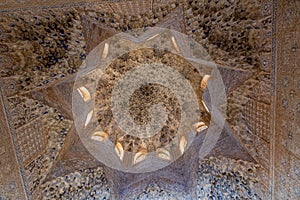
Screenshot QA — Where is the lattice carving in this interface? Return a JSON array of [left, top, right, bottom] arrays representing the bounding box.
[[24, 110, 72, 195], [243, 98, 271, 143], [227, 71, 272, 171], [15, 119, 48, 165]]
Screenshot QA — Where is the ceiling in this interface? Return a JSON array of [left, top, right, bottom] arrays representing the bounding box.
[[0, 0, 299, 199]]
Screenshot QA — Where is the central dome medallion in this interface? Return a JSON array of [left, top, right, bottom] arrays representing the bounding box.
[[96, 48, 205, 153], [72, 28, 226, 173]]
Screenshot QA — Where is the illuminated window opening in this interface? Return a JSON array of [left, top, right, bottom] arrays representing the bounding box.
[[179, 136, 187, 155], [133, 149, 147, 165], [91, 131, 108, 142], [201, 75, 210, 90], [102, 43, 109, 59], [193, 121, 208, 133], [84, 110, 93, 127], [115, 142, 124, 161], [77, 86, 91, 102], [157, 148, 171, 160], [171, 36, 180, 52]]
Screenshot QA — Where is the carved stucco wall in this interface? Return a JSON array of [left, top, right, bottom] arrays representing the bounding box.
[[274, 0, 300, 199], [0, 89, 27, 200], [1, 95, 72, 200]]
